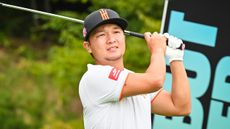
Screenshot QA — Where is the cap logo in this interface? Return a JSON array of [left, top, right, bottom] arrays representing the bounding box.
[[83, 27, 87, 38], [99, 9, 109, 20]]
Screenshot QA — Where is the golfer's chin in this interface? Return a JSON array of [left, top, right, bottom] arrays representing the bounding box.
[[105, 54, 123, 61]]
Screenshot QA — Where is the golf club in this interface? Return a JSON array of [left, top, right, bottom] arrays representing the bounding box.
[[0, 2, 144, 38], [0, 2, 183, 49]]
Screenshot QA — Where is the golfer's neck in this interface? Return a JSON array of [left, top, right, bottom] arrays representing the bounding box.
[[95, 59, 124, 70]]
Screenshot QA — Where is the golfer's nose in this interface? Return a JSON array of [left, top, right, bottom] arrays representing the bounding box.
[[106, 33, 116, 44]]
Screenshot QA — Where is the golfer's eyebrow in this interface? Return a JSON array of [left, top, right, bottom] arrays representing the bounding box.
[[113, 26, 122, 31], [93, 29, 104, 34], [91, 26, 105, 35], [92, 25, 122, 36]]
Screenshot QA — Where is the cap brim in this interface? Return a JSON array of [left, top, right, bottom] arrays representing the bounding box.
[[85, 18, 128, 41]]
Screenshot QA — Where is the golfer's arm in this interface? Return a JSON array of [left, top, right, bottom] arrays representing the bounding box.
[[151, 61, 191, 116], [121, 49, 166, 98]]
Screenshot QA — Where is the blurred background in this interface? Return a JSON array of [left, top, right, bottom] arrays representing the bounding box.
[[0, 0, 164, 129]]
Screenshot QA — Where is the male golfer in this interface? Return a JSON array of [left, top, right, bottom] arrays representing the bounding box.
[[79, 8, 191, 129]]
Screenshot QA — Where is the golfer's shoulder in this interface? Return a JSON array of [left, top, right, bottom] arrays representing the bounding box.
[[83, 64, 112, 80]]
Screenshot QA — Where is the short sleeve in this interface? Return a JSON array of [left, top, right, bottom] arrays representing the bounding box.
[[84, 65, 129, 103], [149, 88, 163, 103]]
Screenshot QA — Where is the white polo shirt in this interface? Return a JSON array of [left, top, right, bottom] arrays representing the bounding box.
[[79, 64, 161, 129]]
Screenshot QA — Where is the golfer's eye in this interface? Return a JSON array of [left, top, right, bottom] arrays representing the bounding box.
[[96, 33, 105, 38], [114, 30, 121, 34]]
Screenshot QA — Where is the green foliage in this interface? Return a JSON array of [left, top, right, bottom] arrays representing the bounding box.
[[0, 0, 164, 129], [40, 118, 84, 129], [0, 40, 86, 129], [124, 37, 150, 72], [0, 32, 11, 47], [89, 0, 164, 32]]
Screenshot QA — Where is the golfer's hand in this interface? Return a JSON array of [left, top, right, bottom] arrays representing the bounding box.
[[163, 33, 185, 63], [144, 32, 167, 54], [163, 33, 184, 49]]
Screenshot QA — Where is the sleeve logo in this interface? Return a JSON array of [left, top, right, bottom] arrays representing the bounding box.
[[108, 68, 121, 81]]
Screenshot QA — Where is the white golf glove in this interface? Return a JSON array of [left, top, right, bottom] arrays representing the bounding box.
[[163, 33, 185, 63]]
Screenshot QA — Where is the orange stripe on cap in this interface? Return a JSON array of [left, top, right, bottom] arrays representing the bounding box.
[[99, 9, 109, 20]]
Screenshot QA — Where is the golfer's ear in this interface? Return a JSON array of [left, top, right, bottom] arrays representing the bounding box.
[[83, 41, 92, 53]]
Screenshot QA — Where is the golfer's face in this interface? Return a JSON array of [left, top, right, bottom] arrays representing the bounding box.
[[88, 24, 126, 63]]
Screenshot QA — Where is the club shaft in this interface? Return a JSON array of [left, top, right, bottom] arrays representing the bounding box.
[[124, 30, 144, 39], [1, 2, 184, 50], [0, 2, 145, 39], [0, 2, 84, 23]]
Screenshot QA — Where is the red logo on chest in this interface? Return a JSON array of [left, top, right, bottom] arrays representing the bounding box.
[[108, 68, 121, 81]]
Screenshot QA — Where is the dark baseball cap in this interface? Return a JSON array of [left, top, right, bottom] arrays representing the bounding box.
[[83, 9, 128, 41]]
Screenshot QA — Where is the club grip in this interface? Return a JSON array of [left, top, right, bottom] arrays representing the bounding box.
[[124, 30, 184, 50]]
